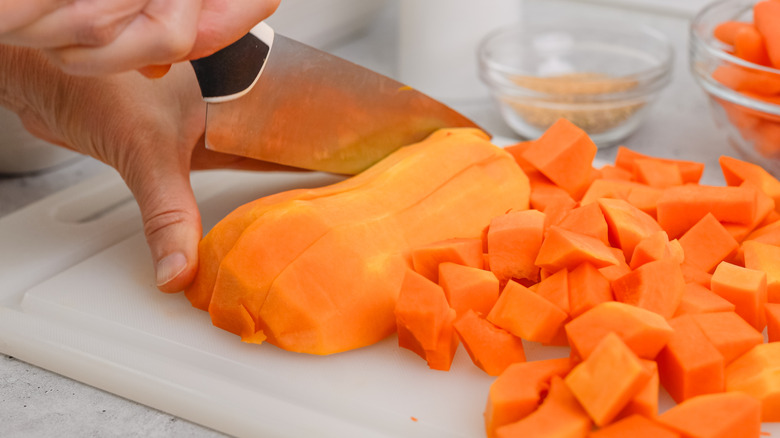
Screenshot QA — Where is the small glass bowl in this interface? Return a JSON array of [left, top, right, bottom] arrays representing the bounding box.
[[478, 20, 674, 148], [690, 0, 780, 177]]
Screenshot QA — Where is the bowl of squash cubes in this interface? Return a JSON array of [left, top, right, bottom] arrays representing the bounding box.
[[690, 0, 780, 177]]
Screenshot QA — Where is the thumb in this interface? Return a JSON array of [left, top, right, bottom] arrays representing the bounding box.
[[126, 166, 202, 294]]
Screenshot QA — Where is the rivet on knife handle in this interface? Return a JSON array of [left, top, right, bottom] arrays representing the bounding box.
[[190, 22, 275, 103]]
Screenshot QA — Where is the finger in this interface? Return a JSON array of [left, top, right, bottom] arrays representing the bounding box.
[[0, 0, 142, 48], [0, 0, 63, 34], [43, 0, 201, 76], [125, 159, 203, 293], [187, 0, 281, 60]]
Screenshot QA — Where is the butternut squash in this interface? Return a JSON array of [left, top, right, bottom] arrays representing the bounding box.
[[454, 309, 526, 376], [725, 342, 780, 422], [565, 301, 673, 362], [187, 128, 530, 354], [496, 376, 592, 438], [657, 392, 762, 438], [588, 414, 680, 438], [656, 315, 725, 403], [484, 357, 573, 438], [565, 333, 653, 427]]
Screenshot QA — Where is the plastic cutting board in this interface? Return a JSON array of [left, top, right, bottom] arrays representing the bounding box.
[[1, 144, 778, 437]]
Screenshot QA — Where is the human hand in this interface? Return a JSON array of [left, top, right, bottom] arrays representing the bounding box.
[[1, 46, 300, 292], [0, 0, 280, 76]]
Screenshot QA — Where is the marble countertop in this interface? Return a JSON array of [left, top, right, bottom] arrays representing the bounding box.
[[0, 1, 732, 437]]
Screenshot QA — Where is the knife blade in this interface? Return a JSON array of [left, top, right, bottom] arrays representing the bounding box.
[[190, 22, 484, 175]]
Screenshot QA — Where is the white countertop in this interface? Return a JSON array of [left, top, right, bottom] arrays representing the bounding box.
[[0, 1, 733, 437]]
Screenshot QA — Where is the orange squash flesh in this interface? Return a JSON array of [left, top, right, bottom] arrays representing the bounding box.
[[690, 311, 764, 365], [742, 240, 780, 303], [629, 231, 682, 270], [580, 179, 663, 218], [680, 263, 713, 288], [394, 269, 451, 353], [597, 247, 631, 283], [614, 146, 704, 184], [260, 147, 527, 354], [438, 262, 499, 318], [767, 302, 780, 342], [678, 213, 740, 274], [487, 280, 569, 344], [496, 376, 592, 438], [714, 20, 751, 46], [656, 315, 725, 403], [564, 333, 653, 427], [556, 202, 611, 246], [673, 282, 736, 317], [755, 0, 780, 68], [734, 24, 773, 66], [567, 262, 613, 319], [487, 209, 546, 283], [534, 268, 569, 314], [657, 392, 762, 438], [184, 133, 433, 310], [589, 414, 680, 438], [745, 217, 780, 247], [710, 261, 768, 331], [656, 184, 758, 239], [597, 198, 663, 261], [725, 342, 780, 422], [615, 360, 659, 421], [520, 118, 598, 199], [723, 182, 775, 242], [454, 309, 526, 376], [208, 202, 340, 339], [186, 192, 335, 310], [194, 128, 530, 354], [611, 258, 685, 319], [411, 237, 484, 283], [565, 301, 673, 362], [633, 158, 684, 189], [530, 180, 577, 213], [720, 155, 780, 212], [484, 358, 573, 438], [597, 164, 634, 181], [535, 226, 620, 272]]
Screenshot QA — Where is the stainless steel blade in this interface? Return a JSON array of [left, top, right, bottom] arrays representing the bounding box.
[[202, 30, 483, 174]]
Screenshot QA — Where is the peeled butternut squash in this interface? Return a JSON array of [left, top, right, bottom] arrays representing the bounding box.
[[185, 128, 531, 355]]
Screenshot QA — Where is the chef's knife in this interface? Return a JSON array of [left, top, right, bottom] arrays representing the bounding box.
[[190, 22, 483, 175]]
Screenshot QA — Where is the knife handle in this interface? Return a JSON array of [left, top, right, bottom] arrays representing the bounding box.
[[190, 22, 275, 103]]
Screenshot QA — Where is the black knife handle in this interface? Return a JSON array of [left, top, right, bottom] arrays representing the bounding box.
[[190, 22, 274, 103]]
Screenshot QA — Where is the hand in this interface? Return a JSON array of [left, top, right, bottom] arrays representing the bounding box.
[[2, 46, 300, 292], [0, 0, 280, 76]]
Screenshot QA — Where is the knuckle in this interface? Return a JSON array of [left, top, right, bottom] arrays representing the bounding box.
[[142, 208, 193, 240], [154, 23, 196, 61], [76, 18, 125, 47]]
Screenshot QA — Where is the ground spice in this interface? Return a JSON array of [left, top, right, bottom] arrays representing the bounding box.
[[507, 72, 644, 134]]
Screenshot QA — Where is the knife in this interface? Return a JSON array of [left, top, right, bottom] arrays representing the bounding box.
[[189, 22, 483, 175]]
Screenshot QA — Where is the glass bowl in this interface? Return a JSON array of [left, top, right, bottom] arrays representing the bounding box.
[[690, 0, 780, 177], [478, 20, 674, 148]]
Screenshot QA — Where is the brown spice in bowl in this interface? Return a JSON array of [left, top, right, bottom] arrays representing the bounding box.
[[507, 72, 644, 134]]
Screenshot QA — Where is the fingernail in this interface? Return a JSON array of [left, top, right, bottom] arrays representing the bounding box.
[[156, 252, 187, 286]]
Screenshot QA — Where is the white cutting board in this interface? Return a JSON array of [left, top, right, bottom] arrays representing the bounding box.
[[1, 151, 777, 437], [0, 159, 574, 437]]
